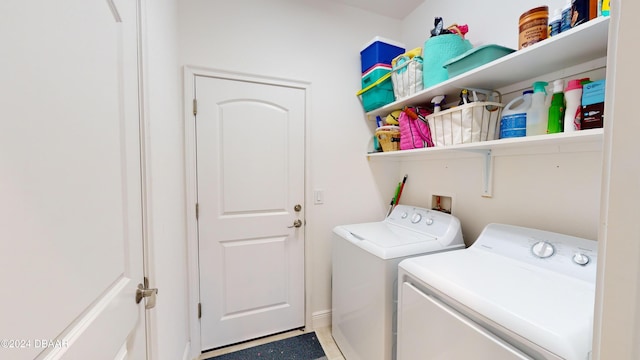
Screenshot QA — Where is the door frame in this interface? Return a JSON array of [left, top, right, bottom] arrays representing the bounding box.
[[183, 66, 312, 357]]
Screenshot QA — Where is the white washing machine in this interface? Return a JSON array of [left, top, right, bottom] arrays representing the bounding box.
[[397, 223, 598, 360], [331, 204, 464, 360]]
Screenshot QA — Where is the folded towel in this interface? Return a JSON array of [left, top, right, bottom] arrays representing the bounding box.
[[422, 34, 472, 88]]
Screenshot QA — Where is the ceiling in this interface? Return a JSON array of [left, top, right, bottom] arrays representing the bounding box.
[[328, 0, 424, 19]]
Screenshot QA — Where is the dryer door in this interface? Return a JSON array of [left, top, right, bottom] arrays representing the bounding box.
[[397, 282, 532, 360]]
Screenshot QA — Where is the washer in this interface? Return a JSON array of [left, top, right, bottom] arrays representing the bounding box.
[[331, 205, 464, 360], [397, 223, 598, 360]]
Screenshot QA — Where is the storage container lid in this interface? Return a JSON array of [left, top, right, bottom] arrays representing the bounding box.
[[362, 63, 392, 77], [442, 44, 516, 69], [360, 36, 406, 52]]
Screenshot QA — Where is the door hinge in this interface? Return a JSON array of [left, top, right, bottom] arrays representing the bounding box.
[[195, 203, 199, 219], [198, 302, 202, 319], [193, 99, 198, 116]]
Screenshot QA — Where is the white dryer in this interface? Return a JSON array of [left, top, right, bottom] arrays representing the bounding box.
[[397, 223, 598, 360], [331, 205, 464, 360]]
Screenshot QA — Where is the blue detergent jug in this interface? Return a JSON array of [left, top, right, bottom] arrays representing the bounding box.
[[500, 90, 533, 138]]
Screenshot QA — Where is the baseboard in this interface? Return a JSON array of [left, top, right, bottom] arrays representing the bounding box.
[[312, 309, 332, 329]]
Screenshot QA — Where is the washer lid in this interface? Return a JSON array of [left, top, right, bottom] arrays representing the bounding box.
[[399, 248, 596, 360], [334, 222, 462, 260]]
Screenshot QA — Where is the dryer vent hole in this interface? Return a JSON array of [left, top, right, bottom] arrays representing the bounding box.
[[432, 195, 452, 214]]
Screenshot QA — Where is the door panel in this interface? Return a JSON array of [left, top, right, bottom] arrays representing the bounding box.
[[398, 282, 531, 360], [195, 75, 305, 350], [0, 0, 145, 359], [220, 101, 289, 213]]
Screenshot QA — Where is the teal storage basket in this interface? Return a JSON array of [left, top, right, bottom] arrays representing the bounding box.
[[443, 44, 515, 78], [422, 34, 472, 88], [357, 68, 395, 112]]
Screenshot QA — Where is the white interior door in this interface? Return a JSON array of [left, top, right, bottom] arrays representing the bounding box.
[[0, 1, 147, 359], [195, 74, 306, 350]]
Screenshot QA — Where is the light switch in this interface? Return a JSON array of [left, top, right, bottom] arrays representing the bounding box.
[[314, 189, 324, 204]]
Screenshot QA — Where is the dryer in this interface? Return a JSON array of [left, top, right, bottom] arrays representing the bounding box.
[[331, 205, 464, 360], [397, 223, 598, 360]]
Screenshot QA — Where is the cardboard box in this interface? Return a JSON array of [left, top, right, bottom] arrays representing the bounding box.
[[582, 102, 604, 129]]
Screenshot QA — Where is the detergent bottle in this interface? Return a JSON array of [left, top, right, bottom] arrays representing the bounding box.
[[563, 78, 589, 132], [500, 90, 532, 139], [526, 81, 549, 136], [561, 0, 572, 32], [547, 80, 565, 134]]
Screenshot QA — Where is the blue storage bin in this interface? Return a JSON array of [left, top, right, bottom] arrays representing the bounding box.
[[360, 37, 405, 73]]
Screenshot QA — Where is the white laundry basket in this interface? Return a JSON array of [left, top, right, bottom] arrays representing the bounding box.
[[391, 48, 423, 99], [427, 101, 504, 146]]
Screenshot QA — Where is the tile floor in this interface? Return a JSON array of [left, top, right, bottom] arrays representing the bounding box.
[[198, 326, 345, 360]]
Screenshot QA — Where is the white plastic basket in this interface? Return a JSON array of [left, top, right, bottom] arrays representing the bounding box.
[[427, 101, 504, 146], [391, 52, 423, 99]]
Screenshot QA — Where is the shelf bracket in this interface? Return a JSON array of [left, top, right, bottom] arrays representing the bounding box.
[[460, 149, 494, 198]]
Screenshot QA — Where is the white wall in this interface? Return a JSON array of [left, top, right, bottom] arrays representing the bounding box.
[[142, 0, 191, 359], [394, 149, 601, 245], [177, 0, 405, 327]]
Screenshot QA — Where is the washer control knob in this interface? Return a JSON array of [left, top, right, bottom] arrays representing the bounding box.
[[572, 253, 590, 266], [532, 241, 555, 258], [401, 212, 408, 219], [425, 218, 434, 225], [410, 213, 422, 224]]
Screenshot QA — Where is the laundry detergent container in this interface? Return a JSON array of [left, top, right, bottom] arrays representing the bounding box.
[[422, 34, 472, 88]]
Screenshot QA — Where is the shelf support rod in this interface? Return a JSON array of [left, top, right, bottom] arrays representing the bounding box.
[[459, 149, 493, 198]]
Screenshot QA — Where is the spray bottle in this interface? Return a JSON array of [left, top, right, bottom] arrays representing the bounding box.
[[547, 80, 565, 134], [431, 95, 446, 113], [526, 81, 549, 136]]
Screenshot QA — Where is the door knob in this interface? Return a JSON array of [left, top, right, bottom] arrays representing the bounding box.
[[288, 219, 302, 228], [136, 280, 158, 309]]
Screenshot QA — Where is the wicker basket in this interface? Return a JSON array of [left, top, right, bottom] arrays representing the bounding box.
[[375, 126, 401, 152]]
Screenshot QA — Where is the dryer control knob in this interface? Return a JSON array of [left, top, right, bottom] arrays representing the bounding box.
[[572, 253, 590, 266], [410, 213, 422, 224], [532, 241, 555, 258], [425, 218, 434, 225], [401, 212, 408, 219]]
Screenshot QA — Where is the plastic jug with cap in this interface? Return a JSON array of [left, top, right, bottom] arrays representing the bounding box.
[[564, 78, 589, 132], [547, 80, 565, 134], [561, 0, 572, 32], [526, 81, 549, 136], [500, 90, 532, 139]]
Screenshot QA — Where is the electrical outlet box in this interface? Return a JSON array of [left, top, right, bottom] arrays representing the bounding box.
[[431, 195, 452, 214]]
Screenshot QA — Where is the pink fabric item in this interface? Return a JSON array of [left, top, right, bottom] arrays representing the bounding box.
[[399, 107, 434, 150]]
